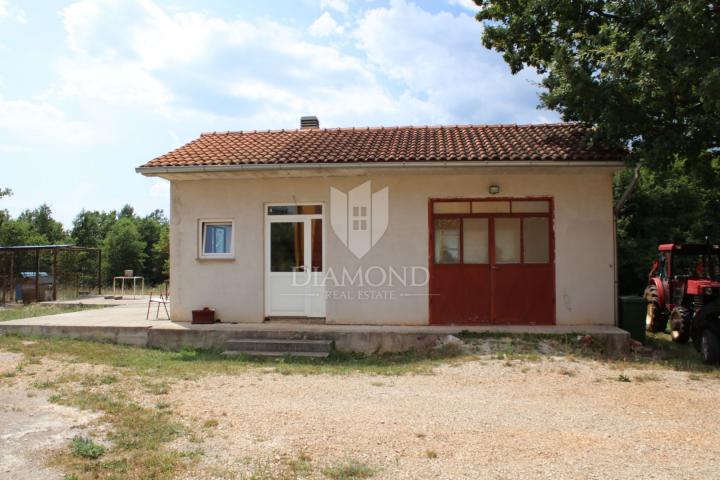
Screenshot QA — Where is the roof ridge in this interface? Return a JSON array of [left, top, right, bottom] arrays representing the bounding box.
[[199, 122, 582, 136]]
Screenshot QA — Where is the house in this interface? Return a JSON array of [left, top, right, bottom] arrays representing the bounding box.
[[137, 118, 624, 327]]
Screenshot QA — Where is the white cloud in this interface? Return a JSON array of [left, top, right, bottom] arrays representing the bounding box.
[[53, 0, 399, 128], [309, 12, 343, 37], [8, 0, 553, 154], [0, 0, 26, 23], [354, 0, 552, 124], [320, 0, 349, 15], [447, 0, 478, 12], [0, 94, 96, 146]]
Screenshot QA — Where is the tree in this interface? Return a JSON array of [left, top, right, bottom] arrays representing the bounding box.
[[475, 0, 720, 293], [153, 223, 170, 281], [18, 204, 67, 244], [474, 0, 720, 166], [71, 210, 117, 248], [119, 204, 136, 219], [136, 210, 168, 285], [0, 219, 47, 247], [103, 218, 146, 281], [615, 154, 720, 294], [0, 188, 11, 199]]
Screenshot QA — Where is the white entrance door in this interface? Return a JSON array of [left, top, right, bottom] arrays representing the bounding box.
[[265, 205, 325, 318]]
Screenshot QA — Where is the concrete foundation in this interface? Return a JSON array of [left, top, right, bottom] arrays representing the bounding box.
[[0, 299, 630, 355]]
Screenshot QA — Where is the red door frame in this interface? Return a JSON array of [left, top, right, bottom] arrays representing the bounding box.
[[428, 197, 556, 325]]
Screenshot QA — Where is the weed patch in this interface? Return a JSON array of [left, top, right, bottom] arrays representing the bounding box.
[[322, 460, 375, 480], [0, 335, 466, 377], [0, 304, 105, 322], [70, 436, 105, 459]]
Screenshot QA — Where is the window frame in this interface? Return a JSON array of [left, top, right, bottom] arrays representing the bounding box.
[[198, 219, 235, 260], [430, 197, 553, 266]]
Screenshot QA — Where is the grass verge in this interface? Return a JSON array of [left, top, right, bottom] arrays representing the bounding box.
[[0, 334, 467, 378], [0, 304, 105, 322], [48, 386, 195, 479]]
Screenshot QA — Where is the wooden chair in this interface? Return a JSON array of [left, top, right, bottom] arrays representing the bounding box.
[[147, 284, 170, 320]]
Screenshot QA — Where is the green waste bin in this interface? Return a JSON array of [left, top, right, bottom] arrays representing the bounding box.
[[618, 295, 646, 343]]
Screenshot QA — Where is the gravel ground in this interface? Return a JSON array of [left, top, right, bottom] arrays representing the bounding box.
[[2, 345, 720, 479], [0, 351, 98, 480], [166, 358, 720, 480]]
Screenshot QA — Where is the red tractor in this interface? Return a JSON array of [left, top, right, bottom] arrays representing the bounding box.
[[644, 243, 720, 364]]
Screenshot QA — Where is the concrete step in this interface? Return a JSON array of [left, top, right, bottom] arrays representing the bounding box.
[[222, 350, 329, 358], [223, 338, 333, 357]]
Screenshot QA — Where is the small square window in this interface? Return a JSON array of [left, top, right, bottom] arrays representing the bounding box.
[[360, 206, 367, 216], [200, 220, 234, 258], [360, 219, 367, 230]]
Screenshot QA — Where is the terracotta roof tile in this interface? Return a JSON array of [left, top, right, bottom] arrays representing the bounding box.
[[140, 123, 624, 169]]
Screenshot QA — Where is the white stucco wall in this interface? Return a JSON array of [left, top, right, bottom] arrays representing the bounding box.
[[167, 167, 617, 326]]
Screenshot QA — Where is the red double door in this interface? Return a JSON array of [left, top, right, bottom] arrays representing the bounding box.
[[429, 198, 555, 325]]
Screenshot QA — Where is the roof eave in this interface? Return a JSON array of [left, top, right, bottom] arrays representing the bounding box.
[[136, 159, 626, 177]]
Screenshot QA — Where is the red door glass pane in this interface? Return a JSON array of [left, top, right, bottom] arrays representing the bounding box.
[[523, 217, 549, 263], [494, 218, 521, 264]]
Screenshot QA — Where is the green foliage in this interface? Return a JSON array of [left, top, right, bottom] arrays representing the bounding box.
[[0, 215, 48, 246], [68, 207, 169, 285], [71, 210, 117, 248], [474, 0, 720, 293], [154, 223, 170, 279], [17, 204, 68, 244], [137, 210, 169, 285], [475, 0, 720, 166], [615, 154, 720, 294], [321, 460, 375, 480], [70, 436, 106, 459], [103, 218, 146, 281]]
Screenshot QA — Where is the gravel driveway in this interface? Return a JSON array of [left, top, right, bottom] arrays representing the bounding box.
[[165, 358, 720, 479], [2, 344, 719, 479]]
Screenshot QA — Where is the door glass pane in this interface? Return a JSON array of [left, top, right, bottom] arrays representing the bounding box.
[[270, 222, 305, 272], [310, 219, 323, 272], [463, 218, 488, 264], [472, 201, 510, 213], [433, 202, 470, 214], [434, 218, 460, 264], [523, 217, 550, 263], [513, 200, 549, 213], [494, 218, 521, 264]]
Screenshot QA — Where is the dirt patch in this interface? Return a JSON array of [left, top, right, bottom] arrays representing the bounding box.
[[163, 359, 720, 479], [0, 353, 99, 480]]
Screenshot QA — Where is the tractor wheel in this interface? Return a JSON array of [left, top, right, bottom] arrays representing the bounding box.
[[643, 285, 667, 332], [700, 330, 720, 365], [670, 306, 691, 344]]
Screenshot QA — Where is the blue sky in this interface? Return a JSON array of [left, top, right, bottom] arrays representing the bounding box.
[[0, 0, 557, 227]]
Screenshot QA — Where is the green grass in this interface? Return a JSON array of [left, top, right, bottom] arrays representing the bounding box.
[[50, 387, 190, 479], [0, 304, 105, 322], [0, 334, 467, 378], [70, 436, 105, 459], [639, 332, 717, 372], [321, 460, 376, 480]]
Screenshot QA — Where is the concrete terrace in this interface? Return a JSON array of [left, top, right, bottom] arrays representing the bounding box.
[[0, 297, 630, 354]]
